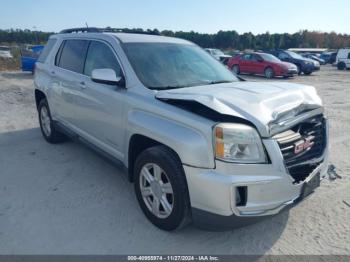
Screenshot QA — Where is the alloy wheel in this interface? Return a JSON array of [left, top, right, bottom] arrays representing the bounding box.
[[139, 163, 174, 218], [40, 106, 51, 137]]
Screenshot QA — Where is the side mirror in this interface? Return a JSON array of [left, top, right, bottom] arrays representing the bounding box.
[[91, 68, 123, 86], [257, 58, 264, 62]]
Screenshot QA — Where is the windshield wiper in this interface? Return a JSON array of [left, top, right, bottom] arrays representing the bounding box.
[[207, 80, 234, 85], [148, 85, 190, 90]]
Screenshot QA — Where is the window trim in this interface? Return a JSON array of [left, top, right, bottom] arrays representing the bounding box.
[[55, 40, 66, 66]]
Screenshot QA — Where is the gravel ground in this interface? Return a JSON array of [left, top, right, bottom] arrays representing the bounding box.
[[0, 66, 349, 255]]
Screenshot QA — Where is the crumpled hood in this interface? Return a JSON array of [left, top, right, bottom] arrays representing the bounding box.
[[156, 81, 323, 137]]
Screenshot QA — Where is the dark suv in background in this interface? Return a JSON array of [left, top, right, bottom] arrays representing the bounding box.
[[266, 50, 316, 75]]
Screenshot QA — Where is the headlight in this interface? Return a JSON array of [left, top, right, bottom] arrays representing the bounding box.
[[214, 123, 267, 163]]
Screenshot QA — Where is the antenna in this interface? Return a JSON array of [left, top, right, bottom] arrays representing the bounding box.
[[85, 22, 89, 28]]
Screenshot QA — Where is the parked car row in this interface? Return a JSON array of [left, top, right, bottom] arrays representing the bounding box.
[[227, 52, 298, 79], [302, 53, 326, 65], [206, 46, 350, 78], [226, 49, 320, 79]]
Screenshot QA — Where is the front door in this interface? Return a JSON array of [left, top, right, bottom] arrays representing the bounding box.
[[73, 40, 126, 160]]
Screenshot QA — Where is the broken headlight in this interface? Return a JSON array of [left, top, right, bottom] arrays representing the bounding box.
[[214, 123, 267, 163]]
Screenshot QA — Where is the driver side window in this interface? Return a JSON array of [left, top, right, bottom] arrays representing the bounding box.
[[84, 41, 122, 77]]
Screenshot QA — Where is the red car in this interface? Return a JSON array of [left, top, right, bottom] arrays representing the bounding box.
[[227, 52, 298, 79]]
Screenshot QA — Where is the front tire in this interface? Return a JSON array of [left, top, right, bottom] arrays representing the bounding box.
[[134, 145, 191, 231], [38, 99, 66, 143], [338, 62, 346, 70], [264, 67, 274, 79]]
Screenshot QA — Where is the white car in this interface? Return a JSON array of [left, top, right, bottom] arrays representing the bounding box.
[[336, 48, 350, 70], [0, 46, 13, 58], [34, 28, 329, 231], [205, 48, 231, 63]]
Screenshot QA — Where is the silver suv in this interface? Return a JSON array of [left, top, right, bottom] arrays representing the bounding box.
[[34, 28, 329, 231]]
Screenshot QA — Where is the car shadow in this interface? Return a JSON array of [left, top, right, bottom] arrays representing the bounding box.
[[0, 127, 290, 255]]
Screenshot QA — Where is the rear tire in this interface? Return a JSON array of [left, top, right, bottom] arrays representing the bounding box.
[[264, 67, 274, 79], [134, 145, 191, 231], [232, 65, 240, 75], [338, 62, 346, 70], [38, 99, 67, 144]]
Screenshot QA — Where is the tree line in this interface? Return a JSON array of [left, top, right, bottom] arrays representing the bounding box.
[[1, 28, 349, 50]]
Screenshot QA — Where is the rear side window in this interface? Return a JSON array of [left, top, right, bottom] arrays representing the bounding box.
[[37, 39, 57, 63], [57, 40, 89, 74], [84, 41, 121, 77], [242, 54, 251, 60]]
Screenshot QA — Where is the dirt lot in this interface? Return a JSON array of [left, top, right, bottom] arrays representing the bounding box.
[[0, 66, 349, 255]]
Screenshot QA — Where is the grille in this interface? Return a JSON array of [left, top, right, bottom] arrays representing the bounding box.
[[274, 114, 327, 183]]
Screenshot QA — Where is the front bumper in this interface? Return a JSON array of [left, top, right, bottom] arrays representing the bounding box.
[[313, 64, 320, 71], [283, 68, 298, 76], [183, 121, 329, 228], [302, 63, 316, 72]]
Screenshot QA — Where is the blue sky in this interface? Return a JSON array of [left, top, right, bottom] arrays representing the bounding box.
[[1, 0, 349, 34]]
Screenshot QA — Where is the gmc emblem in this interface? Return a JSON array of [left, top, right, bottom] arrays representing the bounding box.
[[294, 136, 315, 154]]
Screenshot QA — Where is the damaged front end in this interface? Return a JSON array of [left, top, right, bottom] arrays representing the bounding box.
[[155, 81, 324, 138]]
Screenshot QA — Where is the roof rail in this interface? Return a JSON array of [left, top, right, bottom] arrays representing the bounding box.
[[59, 27, 160, 35], [59, 27, 101, 34]]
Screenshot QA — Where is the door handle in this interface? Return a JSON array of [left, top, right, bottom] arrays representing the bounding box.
[[79, 81, 86, 89], [50, 70, 55, 76]]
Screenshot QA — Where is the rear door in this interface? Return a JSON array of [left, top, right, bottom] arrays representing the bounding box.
[[51, 39, 90, 126], [250, 54, 264, 74], [240, 54, 252, 73]]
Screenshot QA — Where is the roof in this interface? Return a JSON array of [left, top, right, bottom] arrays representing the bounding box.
[[288, 48, 328, 53]]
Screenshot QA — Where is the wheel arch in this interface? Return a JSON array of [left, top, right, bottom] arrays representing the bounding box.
[[126, 111, 215, 181], [35, 89, 47, 109]]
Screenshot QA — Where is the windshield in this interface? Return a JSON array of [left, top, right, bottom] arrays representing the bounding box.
[[259, 53, 281, 62], [285, 51, 303, 59], [123, 43, 238, 90]]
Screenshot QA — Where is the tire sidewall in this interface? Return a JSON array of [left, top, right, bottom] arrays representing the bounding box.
[[38, 99, 52, 141], [232, 65, 240, 75], [264, 67, 274, 79], [134, 147, 190, 231], [338, 62, 345, 70]]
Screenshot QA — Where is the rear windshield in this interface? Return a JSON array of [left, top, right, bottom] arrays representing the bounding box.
[[37, 39, 57, 63]]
